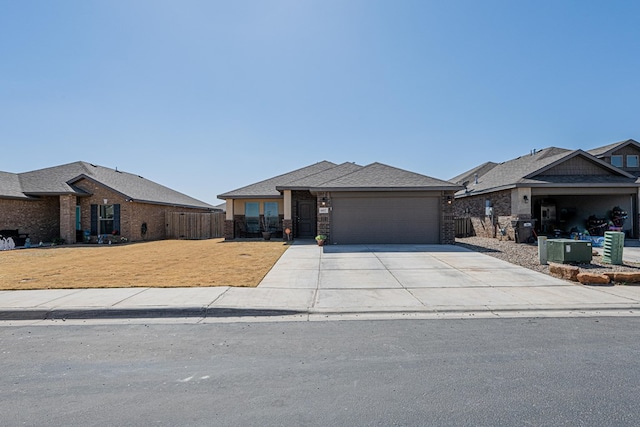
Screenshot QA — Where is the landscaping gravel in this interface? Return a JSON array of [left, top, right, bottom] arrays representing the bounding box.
[[456, 236, 640, 278]]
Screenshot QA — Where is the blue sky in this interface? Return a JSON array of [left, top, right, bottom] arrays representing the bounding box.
[[2, 1, 640, 205]]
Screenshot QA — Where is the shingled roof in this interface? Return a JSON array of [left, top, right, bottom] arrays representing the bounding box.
[[1, 161, 215, 209], [588, 139, 640, 157], [454, 148, 635, 197], [218, 161, 338, 198], [220, 161, 461, 198], [310, 162, 462, 191], [276, 162, 363, 190]]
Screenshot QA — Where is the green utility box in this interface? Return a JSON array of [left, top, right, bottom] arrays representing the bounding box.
[[602, 231, 624, 265], [547, 239, 593, 264]]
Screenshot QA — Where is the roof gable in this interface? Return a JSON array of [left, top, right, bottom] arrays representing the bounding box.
[[588, 139, 640, 157], [450, 161, 498, 185], [276, 162, 363, 190], [534, 153, 619, 176], [458, 148, 635, 196], [3, 161, 214, 209], [218, 161, 338, 198], [312, 162, 462, 191], [525, 150, 634, 179]]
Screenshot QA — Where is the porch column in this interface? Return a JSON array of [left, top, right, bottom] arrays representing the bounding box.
[[283, 190, 293, 241], [224, 199, 235, 240], [59, 195, 77, 244], [511, 188, 532, 218]]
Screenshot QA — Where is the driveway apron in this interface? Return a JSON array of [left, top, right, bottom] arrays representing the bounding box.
[[258, 241, 640, 313]]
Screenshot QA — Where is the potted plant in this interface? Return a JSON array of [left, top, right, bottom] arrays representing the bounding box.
[[260, 217, 272, 240], [315, 234, 327, 246]]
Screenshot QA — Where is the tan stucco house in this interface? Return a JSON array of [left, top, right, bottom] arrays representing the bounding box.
[[218, 161, 462, 244]]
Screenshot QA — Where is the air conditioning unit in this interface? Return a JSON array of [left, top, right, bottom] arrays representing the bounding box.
[[547, 239, 592, 264]]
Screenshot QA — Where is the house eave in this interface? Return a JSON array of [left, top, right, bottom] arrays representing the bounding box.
[[128, 198, 219, 210], [311, 186, 463, 192], [217, 194, 283, 200]]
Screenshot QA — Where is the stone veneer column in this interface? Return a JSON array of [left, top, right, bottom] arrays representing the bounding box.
[[59, 195, 77, 244], [442, 192, 455, 244], [316, 191, 331, 241]]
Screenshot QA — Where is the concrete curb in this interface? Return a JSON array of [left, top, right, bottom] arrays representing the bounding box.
[[1, 305, 638, 321], [0, 307, 305, 321]]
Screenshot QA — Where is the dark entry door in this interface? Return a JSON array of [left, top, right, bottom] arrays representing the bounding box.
[[296, 200, 316, 238]]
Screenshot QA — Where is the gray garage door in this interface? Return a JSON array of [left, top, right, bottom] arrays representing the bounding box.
[[331, 192, 440, 244]]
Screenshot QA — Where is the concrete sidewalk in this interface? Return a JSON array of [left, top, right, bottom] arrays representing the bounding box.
[[2, 242, 640, 322]]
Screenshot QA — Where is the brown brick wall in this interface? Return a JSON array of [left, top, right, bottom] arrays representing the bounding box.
[[453, 190, 514, 239], [0, 197, 59, 243], [74, 179, 212, 243], [316, 191, 330, 240], [224, 219, 234, 240], [1, 178, 212, 244], [441, 192, 456, 244]]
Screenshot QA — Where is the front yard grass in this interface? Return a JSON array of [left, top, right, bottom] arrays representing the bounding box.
[[0, 239, 289, 290]]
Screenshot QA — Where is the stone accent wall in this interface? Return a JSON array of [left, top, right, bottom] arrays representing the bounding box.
[[224, 219, 234, 240], [316, 191, 331, 241], [453, 189, 514, 239], [0, 197, 59, 243], [59, 195, 77, 244], [441, 192, 456, 244]]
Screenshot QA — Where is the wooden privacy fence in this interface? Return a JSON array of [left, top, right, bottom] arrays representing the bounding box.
[[166, 212, 225, 240], [454, 217, 473, 238]]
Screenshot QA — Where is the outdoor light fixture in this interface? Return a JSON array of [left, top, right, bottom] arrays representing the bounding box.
[[446, 196, 453, 205], [321, 197, 327, 206], [523, 195, 529, 203]]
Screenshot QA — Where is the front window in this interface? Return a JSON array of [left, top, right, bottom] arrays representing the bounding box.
[[627, 155, 639, 168], [611, 155, 623, 167], [100, 205, 115, 234], [245, 202, 260, 233], [263, 202, 279, 232]]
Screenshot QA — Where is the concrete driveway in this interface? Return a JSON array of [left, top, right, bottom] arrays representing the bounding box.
[[3, 241, 640, 323], [258, 241, 640, 313]]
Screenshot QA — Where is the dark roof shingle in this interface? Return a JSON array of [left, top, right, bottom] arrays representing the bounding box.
[[311, 162, 462, 191], [218, 161, 338, 198], [1, 161, 215, 209]]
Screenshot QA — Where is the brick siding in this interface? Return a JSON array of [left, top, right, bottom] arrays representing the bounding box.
[[1, 177, 212, 244], [453, 189, 516, 239]]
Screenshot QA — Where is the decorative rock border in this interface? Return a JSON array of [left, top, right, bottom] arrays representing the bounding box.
[[549, 262, 640, 285]]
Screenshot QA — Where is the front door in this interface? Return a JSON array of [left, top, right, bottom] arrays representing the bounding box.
[[296, 200, 316, 238]]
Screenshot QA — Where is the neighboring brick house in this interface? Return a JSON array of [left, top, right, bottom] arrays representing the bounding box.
[[451, 141, 640, 241], [218, 161, 462, 244], [0, 161, 217, 244]]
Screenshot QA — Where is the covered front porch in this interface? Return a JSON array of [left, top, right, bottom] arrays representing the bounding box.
[[223, 190, 320, 240]]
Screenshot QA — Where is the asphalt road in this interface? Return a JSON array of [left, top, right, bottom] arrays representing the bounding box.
[[2, 317, 640, 426]]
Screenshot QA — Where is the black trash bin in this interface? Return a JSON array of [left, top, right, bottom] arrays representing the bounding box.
[[511, 219, 536, 243]]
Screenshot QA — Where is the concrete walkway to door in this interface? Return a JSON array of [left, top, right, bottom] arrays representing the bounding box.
[[258, 240, 640, 315]]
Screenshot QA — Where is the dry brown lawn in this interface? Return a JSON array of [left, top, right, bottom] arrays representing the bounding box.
[[0, 239, 289, 290]]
